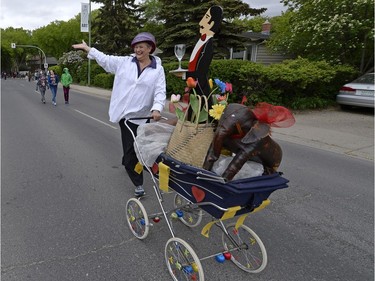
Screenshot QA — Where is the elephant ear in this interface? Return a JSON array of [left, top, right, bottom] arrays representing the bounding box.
[[241, 121, 271, 144]]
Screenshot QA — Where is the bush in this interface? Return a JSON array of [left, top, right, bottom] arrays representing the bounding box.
[[70, 61, 106, 85], [208, 57, 356, 109], [48, 65, 62, 76], [92, 73, 114, 89], [258, 58, 357, 108], [163, 61, 189, 95]]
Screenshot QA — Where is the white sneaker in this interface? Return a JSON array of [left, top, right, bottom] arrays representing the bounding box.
[[134, 186, 145, 196]]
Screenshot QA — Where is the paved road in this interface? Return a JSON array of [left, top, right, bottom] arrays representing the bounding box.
[[70, 84, 374, 162], [2, 80, 374, 281]]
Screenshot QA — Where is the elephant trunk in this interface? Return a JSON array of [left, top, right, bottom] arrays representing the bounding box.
[[203, 125, 233, 171]]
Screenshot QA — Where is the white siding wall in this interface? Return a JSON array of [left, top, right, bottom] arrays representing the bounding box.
[[256, 45, 289, 65], [230, 44, 291, 65]]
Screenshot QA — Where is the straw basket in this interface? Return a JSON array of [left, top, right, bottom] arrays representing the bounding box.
[[165, 95, 215, 168]]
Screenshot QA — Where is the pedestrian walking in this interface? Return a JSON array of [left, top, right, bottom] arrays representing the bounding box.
[[61, 68, 73, 104], [47, 70, 59, 106], [37, 72, 49, 103], [34, 70, 40, 91], [72, 32, 166, 197]]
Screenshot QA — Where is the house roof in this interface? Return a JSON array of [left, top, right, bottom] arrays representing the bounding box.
[[239, 32, 270, 42], [46, 57, 58, 64], [28, 55, 58, 65]]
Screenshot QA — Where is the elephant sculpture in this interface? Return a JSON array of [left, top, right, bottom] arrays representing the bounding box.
[[203, 103, 295, 182]]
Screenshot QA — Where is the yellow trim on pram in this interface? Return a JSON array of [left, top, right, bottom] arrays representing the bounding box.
[[134, 162, 143, 174], [252, 199, 270, 213], [201, 199, 271, 238], [158, 162, 170, 192], [221, 206, 242, 220], [201, 206, 241, 238]]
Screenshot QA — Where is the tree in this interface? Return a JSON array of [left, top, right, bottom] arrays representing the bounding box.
[[270, 0, 374, 72], [32, 17, 84, 60], [91, 0, 144, 55], [155, 0, 267, 61], [232, 16, 270, 33], [1, 27, 33, 72], [138, 0, 164, 37]]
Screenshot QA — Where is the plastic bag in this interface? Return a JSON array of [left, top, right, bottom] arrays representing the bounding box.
[[135, 122, 174, 167], [212, 155, 264, 180]]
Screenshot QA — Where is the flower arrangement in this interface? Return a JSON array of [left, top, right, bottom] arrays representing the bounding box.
[[169, 77, 233, 123]]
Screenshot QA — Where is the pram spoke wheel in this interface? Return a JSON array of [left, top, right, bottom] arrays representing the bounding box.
[[165, 237, 204, 281], [126, 198, 149, 239], [221, 223, 267, 273], [173, 194, 203, 228]]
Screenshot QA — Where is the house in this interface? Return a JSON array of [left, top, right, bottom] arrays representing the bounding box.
[[229, 20, 291, 65], [28, 55, 58, 71]]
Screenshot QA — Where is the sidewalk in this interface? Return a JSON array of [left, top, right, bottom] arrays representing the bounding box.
[[70, 84, 112, 99], [272, 109, 374, 161], [70, 84, 374, 161]]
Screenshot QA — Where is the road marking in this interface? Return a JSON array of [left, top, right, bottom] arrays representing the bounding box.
[[74, 109, 117, 129]]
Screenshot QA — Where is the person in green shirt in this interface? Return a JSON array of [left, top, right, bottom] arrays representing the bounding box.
[[61, 68, 73, 104]]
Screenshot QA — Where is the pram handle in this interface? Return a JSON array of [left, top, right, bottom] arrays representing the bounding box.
[[127, 116, 168, 121]]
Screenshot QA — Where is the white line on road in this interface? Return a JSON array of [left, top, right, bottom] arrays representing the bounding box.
[[74, 109, 117, 129]]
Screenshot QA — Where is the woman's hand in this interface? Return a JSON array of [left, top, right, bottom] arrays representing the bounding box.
[[151, 110, 162, 121], [72, 40, 91, 53]]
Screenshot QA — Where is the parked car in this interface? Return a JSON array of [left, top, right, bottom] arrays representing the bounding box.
[[336, 73, 374, 109]]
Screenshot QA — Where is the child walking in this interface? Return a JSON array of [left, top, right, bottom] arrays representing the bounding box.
[[61, 68, 73, 104], [37, 72, 49, 104]]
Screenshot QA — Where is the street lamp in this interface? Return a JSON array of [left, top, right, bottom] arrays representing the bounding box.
[[11, 43, 48, 73]]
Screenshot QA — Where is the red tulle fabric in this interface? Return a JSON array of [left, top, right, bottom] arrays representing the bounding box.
[[252, 102, 295, 128]]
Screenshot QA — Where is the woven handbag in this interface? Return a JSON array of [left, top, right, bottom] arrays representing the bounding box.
[[165, 95, 215, 168]]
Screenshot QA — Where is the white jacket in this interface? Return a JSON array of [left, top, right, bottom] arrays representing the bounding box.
[[88, 48, 166, 124]]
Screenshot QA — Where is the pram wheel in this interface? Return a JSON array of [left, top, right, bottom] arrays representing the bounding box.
[[165, 237, 204, 281], [126, 198, 149, 239], [173, 194, 203, 228], [221, 223, 267, 273]]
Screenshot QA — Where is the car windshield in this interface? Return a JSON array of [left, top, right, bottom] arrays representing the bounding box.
[[352, 73, 374, 84]]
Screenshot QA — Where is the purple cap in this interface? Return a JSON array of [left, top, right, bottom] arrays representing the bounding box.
[[131, 32, 156, 53]]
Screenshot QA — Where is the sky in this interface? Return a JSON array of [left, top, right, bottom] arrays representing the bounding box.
[[0, 0, 286, 31]]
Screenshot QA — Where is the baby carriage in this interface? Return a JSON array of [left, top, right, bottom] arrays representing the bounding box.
[[125, 118, 289, 280]]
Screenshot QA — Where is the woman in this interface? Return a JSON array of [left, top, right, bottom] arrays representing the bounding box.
[[72, 32, 166, 196], [61, 68, 73, 104], [48, 70, 59, 106], [37, 72, 49, 103]]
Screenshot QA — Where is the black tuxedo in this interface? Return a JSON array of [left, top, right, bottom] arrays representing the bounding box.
[[187, 38, 214, 98]]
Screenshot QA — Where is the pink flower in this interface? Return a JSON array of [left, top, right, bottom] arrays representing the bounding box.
[[171, 94, 181, 103], [217, 94, 227, 102], [225, 82, 233, 93]]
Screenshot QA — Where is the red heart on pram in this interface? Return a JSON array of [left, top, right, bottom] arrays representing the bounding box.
[[152, 163, 158, 174], [192, 186, 205, 202]]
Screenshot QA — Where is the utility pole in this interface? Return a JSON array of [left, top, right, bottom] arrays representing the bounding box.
[[88, 0, 91, 86], [11, 43, 48, 74], [81, 2, 91, 86]]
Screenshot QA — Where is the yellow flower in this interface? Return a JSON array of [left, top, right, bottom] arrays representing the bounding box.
[[209, 78, 213, 90], [209, 104, 225, 120]]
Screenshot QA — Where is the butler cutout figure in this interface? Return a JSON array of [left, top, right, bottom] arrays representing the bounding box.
[[186, 5, 223, 100]]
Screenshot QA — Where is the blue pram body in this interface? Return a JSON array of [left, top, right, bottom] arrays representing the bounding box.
[[155, 153, 289, 219]]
